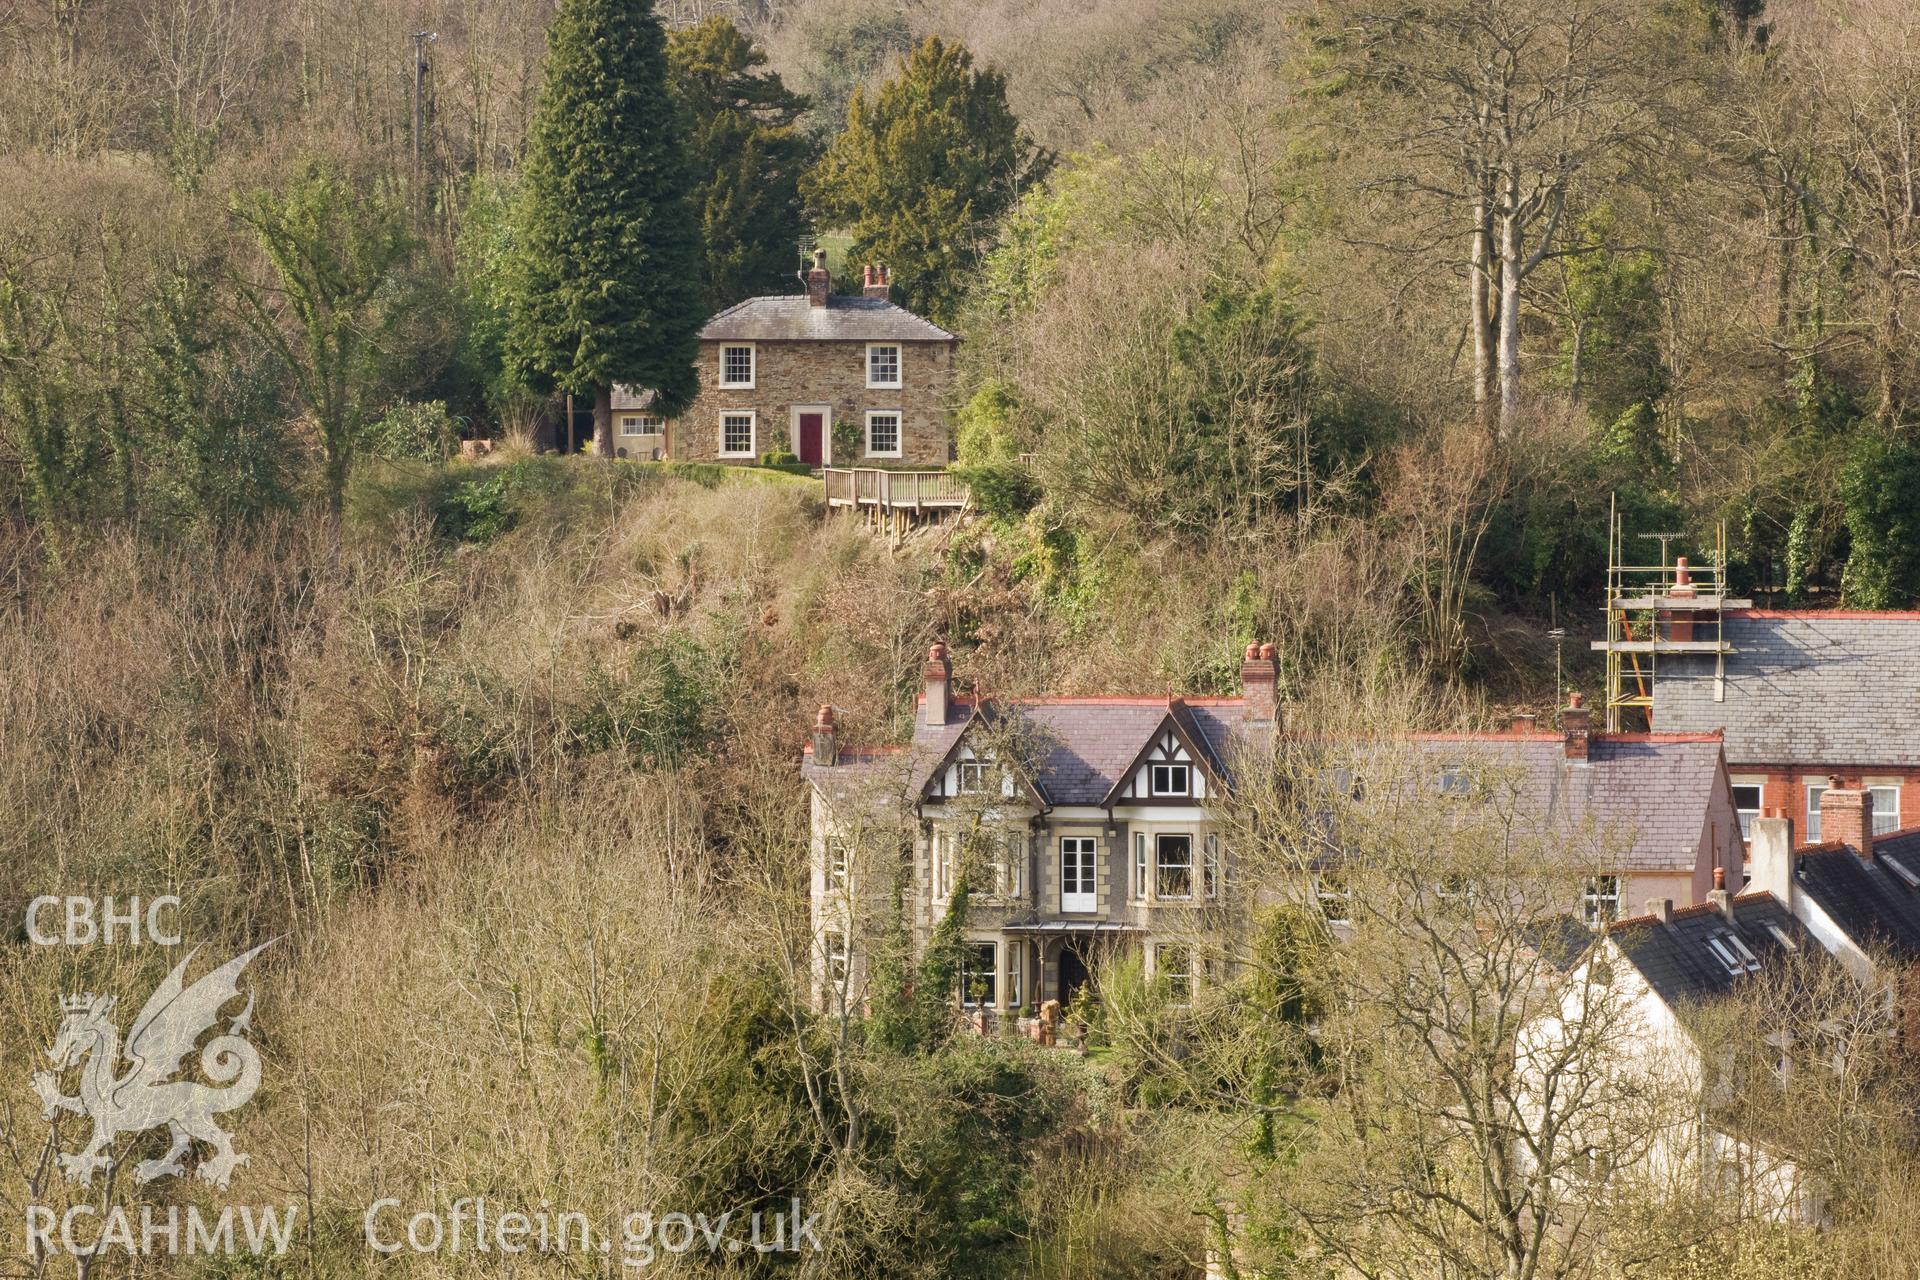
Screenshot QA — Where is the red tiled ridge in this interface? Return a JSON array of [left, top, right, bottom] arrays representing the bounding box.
[[801, 744, 906, 757], [1409, 731, 1722, 743], [1611, 890, 1779, 929]]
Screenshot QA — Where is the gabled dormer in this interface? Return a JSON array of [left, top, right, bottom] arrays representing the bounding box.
[[1102, 706, 1222, 806], [921, 726, 1051, 811]]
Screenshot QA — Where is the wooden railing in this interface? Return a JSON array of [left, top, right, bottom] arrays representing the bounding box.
[[823, 467, 969, 511]]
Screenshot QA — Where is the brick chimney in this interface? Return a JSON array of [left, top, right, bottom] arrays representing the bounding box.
[[1819, 778, 1874, 859], [862, 265, 891, 300], [807, 248, 830, 307], [810, 704, 838, 767], [1749, 806, 1796, 907], [1561, 692, 1591, 761], [923, 642, 952, 729], [1240, 642, 1278, 724], [1511, 713, 1537, 733], [1665, 556, 1697, 643]]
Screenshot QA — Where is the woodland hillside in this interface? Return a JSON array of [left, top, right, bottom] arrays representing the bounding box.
[[6, 0, 1920, 1276]]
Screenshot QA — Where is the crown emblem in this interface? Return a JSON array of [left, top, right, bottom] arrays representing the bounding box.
[[60, 994, 96, 1012]]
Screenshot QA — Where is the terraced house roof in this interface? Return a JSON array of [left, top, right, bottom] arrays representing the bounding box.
[[1652, 610, 1920, 766]]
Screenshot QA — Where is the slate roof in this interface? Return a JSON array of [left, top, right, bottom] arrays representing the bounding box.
[[804, 701, 1726, 875], [1651, 610, 1920, 766], [1794, 831, 1920, 960], [878, 697, 1262, 808], [698, 294, 956, 343], [1409, 735, 1729, 872], [1610, 894, 1811, 1017]]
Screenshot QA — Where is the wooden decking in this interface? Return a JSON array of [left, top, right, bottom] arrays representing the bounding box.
[[823, 467, 970, 511], [822, 467, 970, 542]]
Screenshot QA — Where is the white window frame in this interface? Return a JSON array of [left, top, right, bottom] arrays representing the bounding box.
[[956, 760, 991, 794], [1807, 781, 1827, 842], [1583, 874, 1621, 929], [1203, 833, 1221, 900], [999, 832, 1024, 899], [1061, 837, 1096, 913], [618, 414, 664, 437], [864, 410, 902, 459], [1134, 832, 1148, 902], [827, 839, 849, 892], [1155, 833, 1194, 900], [718, 410, 756, 458], [1149, 762, 1191, 796], [865, 343, 903, 389], [1005, 943, 1024, 1010], [1869, 783, 1901, 835], [718, 343, 755, 389], [960, 942, 997, 1008], [1731, 778, 1764, 843], [933, 830, 955, 900], [825, 931, 848, 985]]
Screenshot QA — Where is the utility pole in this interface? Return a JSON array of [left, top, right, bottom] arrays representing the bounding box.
[[411, 31, 437, 228]]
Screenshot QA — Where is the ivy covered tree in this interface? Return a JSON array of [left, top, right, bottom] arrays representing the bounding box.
[[668, 18, 815, 312], [807, 37, 1051, 326], [510, 0, 704, 455]]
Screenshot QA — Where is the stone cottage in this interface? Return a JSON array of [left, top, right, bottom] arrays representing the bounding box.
[[614, 250, 956, 467]]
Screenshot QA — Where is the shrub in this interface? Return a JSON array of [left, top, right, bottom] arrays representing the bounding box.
[[364, 399, 460, 462], [955, 461, 1039, 520]]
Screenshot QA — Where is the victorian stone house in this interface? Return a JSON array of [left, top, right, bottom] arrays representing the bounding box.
[[613, 250, 956, 466], [803, 646, 1743, 1019]]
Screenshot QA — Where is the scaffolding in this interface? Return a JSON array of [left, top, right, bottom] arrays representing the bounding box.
[[1591, 497, 1750, 732]]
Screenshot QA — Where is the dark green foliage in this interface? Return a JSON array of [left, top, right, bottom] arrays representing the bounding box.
[[870, 878, 972, 1054], [1841, 431, 1920, 607], [234, 160, 415, 516], [807, 37, 1051, 326], [363, 400, 459, 462], [510, 0, 706, 411], [667, 18, 816, 311], [451, 175, 532, 419], [954, 461, 1039, 519], [435, 470, 518, 543], [566, 629, 736, 768], [136, 271, 296, 528], [1554, 207, 1670, 429]]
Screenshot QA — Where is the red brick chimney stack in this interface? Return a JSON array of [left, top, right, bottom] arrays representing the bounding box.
[[863, 265, 891, 300], [811, 705, 839, 767], [1667, 556, 1697, 642], [807, 248, 831, 308], [1240, 642, 1278, 724], [923, 642, 953, 729], [1819, 777, 1874, 860], [1562, 692, 1591, 761]]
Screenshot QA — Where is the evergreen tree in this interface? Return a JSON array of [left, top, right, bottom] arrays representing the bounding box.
[[667, 18, 815, 311], [807, 37, 1050, 326], [511, 0, 704, 455]]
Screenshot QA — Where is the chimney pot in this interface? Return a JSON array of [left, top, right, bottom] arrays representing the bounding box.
[[1245, 642, 1261, 660], [1714, 865, 1726, 890], [863, 263, 891, 300], [1259, 642, 1276, 660]]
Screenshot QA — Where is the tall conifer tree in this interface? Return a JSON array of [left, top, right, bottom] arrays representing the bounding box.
[[511, 0, 704, 455]]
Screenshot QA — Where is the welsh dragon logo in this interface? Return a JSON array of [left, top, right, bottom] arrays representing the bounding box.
[[32, 941, 275, 1190]]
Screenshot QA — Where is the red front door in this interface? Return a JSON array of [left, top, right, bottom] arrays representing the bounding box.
[[798, 412, 824, 466]]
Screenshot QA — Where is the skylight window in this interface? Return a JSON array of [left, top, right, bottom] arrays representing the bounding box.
[[1884, 854, 1920, 890], [1706, 930, 1762, 976], [1437, 767, 1474, 797]]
